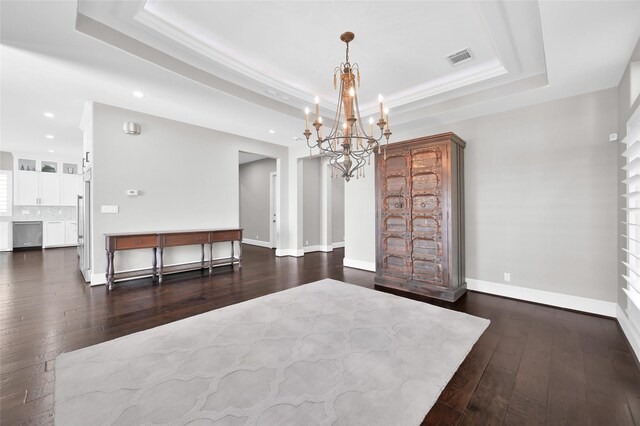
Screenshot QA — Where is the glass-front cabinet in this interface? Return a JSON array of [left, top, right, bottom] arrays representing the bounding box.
[[14, 156, 80, 206]]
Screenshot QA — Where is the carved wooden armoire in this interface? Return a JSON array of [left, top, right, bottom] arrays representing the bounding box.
[[375, 132, 466, 302]]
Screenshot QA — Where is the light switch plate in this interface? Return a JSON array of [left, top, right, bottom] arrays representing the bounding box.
[[101, 205, 119, 214]]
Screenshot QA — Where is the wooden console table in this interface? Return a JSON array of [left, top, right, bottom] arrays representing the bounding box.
[[105, 228, 242, 290]]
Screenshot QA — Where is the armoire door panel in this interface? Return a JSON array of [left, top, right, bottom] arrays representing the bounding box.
[[385, 155, 408, 174], [412, 216, 441, 237], [384, 176, 408, 193], [383, 255, 410, 276], [384, 195, 407, 213], [411, 149, 441, 170], [412, 238, 441, 260], [411, 173, 440, 194], [412, 194, 439, 214], [412, 259, 443, 283], [382, 235, 409, 256], [384, 216, 408, 233]]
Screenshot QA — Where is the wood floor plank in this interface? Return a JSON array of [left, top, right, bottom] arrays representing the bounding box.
[[503, 393, 546, 426], [458, 364, 515, 425], [1, 246, 639, 425], [421, 401, 462, 425]]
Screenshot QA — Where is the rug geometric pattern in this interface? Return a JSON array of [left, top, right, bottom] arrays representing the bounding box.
[[55, 279, 489, 425]]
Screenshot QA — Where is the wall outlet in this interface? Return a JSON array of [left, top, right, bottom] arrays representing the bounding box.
[[101, 205, 119, 214], [504, 272, 511, 282], [256, 235, 259, 239], [305, 240, 309, 245]]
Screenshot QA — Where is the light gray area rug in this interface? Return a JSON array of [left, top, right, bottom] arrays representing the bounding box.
[[55, 279, 489, 426]]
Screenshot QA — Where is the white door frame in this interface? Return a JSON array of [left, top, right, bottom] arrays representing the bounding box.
[[269, 171, 279, 249]]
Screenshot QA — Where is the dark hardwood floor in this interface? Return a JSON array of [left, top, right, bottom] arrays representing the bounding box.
[[1, 245, 639, 425]]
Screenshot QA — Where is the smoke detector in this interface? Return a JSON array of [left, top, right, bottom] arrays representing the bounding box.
[[446, 48, 473, 66]]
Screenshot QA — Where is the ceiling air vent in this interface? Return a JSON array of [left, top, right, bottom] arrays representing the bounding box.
[[446, 48, 473, 66]]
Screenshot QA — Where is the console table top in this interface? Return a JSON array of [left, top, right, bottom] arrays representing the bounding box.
[[104, 228, 243, 237]]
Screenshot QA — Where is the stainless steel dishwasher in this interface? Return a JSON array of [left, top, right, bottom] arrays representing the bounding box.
[[13, 221, 43, 250]]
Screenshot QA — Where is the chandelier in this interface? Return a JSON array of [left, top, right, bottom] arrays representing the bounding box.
[[303, 32, 391, 182]]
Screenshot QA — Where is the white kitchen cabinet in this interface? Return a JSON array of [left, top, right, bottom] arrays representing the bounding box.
[[44, 221, 65, 247], [39, 173, 61, 205], [15, 171, 39, 205], [65, 221, 77, 246], [61, 174, 81, 206], [14, 156, 80, 207]]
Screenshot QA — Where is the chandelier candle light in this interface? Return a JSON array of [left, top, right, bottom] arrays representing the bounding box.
[[303, 32, 391, 181]]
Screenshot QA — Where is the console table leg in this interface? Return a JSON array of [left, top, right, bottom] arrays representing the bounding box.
[[231, 241, 235, 269], [209, 243, 213, 274], [238, 241, 242, 269], [201, 244, 205, 266], [152, 247, 157, 281], [158, 248, 164, 284], [106, 251, 115, 291]]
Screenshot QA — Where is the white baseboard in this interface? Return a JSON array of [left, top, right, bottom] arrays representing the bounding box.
[[332, 241, 345, 249], [242, 238, 272, 248], [304, 245, 333, 253], [617, 305, 640, 360], [466, 278, 617, 317], [90, 273, 106, 286], [343, 257, 376, 272], [275, 248, 304, 257]]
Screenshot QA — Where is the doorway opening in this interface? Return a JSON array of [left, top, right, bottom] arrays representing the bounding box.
[[239, 151, 279, 249]]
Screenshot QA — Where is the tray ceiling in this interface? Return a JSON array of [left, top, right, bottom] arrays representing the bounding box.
[[76, 0, 547, 123]]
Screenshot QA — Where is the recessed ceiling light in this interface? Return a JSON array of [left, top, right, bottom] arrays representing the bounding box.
[[45, 135, 54, 139], [44, 112, 54, 118], [48, 149, 55, 153], [269, 130, 275, 134], [281, 96, 290, 101], [133, 91, 145, 98]]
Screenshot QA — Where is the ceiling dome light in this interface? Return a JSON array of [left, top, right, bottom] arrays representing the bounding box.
[[133, 91, 145, 98], [44, 112, 54, 118], [45, 135, 54, 139], [48, 149, 55, 153], [269, 130, 275, 134]]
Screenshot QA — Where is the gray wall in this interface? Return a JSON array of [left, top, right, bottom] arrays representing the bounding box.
[[346, 88, 619, 302], [331, 174, 344, 243], [618, 39, 640, 307], [302, 157, 321, 247], [91, 103, 289, 279], [239, 158, 276, 243], [0, 151, 13, 170]]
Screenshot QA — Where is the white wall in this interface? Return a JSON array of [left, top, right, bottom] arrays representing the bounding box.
[[331, 172, 345, 244], [345, 88, 619, 303], [90, 103, 289, 283]]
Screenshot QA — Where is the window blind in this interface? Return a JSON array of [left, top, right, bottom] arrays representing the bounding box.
[[0, 171, 11, 217], [622, 106, 640, 328]]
